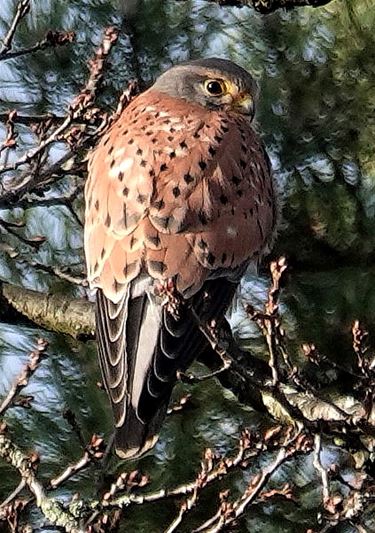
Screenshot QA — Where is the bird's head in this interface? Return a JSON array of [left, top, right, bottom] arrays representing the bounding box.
[[152, 57, 259, 121]]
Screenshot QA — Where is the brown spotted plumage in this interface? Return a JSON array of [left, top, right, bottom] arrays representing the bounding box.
[[84, 58, 277, 459]]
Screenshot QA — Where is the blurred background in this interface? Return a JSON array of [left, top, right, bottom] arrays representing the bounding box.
[[0, 0, 374, 530]]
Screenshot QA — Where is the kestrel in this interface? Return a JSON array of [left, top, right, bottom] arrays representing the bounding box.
[[84, 58, 277, 459]]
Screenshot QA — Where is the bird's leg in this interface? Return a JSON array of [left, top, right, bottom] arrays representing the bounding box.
[[154, 277, 184, 319], [204, 318, 231, 359], [189, 305, 231, 371]]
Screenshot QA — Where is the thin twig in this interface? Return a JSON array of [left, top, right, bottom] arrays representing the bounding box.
[[106, 430, 257, 512], [0, 110, 18, 154], [195, 431, 312, 532], [178, 358, 231, 383], [49, 435, 105, 490], [0, 0, 30, 58], [0, 29, 75, 61], [313, 433, 330, 503], [0, 338, 48, 416], [0, 429, 83, 532], [264, 257, 287, 384], [0, 115, 72, 176], [0, 112, 63, 126], [0, 217, 46, 249], [167, 394, 192, 415], [0, 479, 26, 508]]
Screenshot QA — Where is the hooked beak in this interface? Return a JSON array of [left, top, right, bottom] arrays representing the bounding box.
[[232, 93, 255, 118]]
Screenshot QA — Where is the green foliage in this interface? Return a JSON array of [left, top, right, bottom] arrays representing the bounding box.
[[0, 1, 374, 531]]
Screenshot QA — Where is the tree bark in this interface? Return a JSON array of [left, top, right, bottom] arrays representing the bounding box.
[[1, 283, 94, 338]]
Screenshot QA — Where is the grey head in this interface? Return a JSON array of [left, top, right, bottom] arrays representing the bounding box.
[[152, 57, 259, 119]]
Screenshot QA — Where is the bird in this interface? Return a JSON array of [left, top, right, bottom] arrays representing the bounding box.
[[84, 57, 277, 459]]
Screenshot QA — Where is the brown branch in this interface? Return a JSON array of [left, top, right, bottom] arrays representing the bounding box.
[[85, 470, 149, 527], [0, 149, 72, 208], [0, 30, 75, 62], [247, 257, 287, 385], [0, 0, 30, 58], [0, 25, 121, 214], [0, 114, 73, 176], [178, 357, 231, 384], [0, 110, 18, 154], [81, 26, 119, 102], [0, 497, 28, 531], [101, 471, 149, 505], [2, 184, 85, 228], [0, 112, 64, 126], [106, 429, 259, 512], [194, 431, 312, 532]]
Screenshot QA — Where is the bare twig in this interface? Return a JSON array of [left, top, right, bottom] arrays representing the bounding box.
[[49, 435, 105, 490], [0, 217, 46, 249], [352, 320, 370, 378], [0, 24, 120, 215], [164, 428, 301, 533], [111, 80, 139, 124], [178, 358, 231, 383], [15, 258, 87, 286], [0, 112, 63, 126], [101, 470, 149, 504], [0, 0, 30, 58], [165, 448, 219, 533], [0, 29, 75, 61], [106, 429, 257, 512], [167, 394, 192, 415], [0, 479, 26, 508], [247, 257, 287, 385], [0, 110, 18, 154], [79, 26, 119, 102], [313, 433, 330, 503], [0, 114, 73, 176], [0, 338, 48, 416], [85, 470, 149, 527], [0, 427, 83, 532], [194, 431, 312, 532], [0, 497, 28, 531]]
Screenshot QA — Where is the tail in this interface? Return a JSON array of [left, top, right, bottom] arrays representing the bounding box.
[[95, 279, 204, 459], [95, 276, 238, 459]]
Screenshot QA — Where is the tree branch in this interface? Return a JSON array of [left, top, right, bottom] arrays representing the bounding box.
[[1, 281, 371, 434], [0, 0, 30, 58], [0, 429, 83, 533], [177, 0, 333, 14], [0, 338, 48, 416]]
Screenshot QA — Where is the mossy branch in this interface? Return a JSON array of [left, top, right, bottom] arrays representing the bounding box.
[[1, 283, 94, 338], [0, 431, 84, 533]]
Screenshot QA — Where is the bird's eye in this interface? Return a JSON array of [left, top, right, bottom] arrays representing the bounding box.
[[204, 79, 226, 96]]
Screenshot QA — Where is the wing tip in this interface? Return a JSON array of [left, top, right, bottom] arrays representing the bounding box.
[[115, 434, 159, 460]]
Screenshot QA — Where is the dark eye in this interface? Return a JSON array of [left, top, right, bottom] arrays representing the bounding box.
[[204, 79, 225, 96]]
